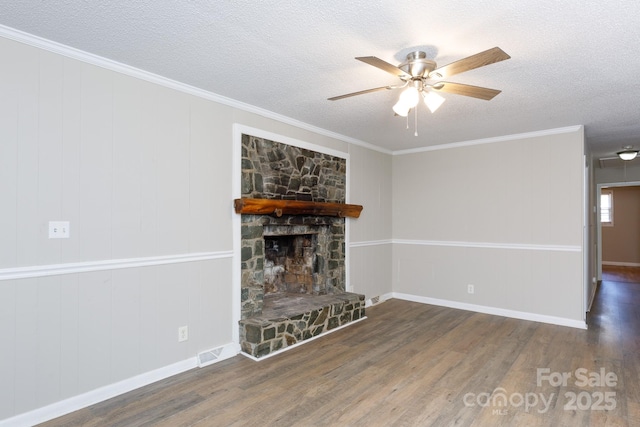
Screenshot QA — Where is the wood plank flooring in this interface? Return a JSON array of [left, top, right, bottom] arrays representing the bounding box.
[[39, 275, 640, 426], [602, 264, 640, 284]]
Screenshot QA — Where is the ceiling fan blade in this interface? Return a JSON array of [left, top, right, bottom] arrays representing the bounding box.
[[356, 56, 411, 79], [431, 47, 510, 78], [432, 82, 502, 100], [328, 86, 391, 101]]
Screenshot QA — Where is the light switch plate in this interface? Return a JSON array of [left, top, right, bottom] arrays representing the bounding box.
[[49, 221, 70, 239]]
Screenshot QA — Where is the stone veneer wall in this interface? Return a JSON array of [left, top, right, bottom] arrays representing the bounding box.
[[241, 134, 346, 202], [240, 134, 348, 320]]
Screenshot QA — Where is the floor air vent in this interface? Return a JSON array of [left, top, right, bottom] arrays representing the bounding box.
[[197, 347, 224, 367]]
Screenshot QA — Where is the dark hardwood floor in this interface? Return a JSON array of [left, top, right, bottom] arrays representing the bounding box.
[[602, 264, 640, 284], [40, 272, 640, 426]]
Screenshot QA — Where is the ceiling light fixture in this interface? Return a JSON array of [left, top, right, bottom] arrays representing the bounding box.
[[392, 81, 445, 118], [391, 80, 446, 136], [423, 90, 446, 113], [617, 146, 639, 161]]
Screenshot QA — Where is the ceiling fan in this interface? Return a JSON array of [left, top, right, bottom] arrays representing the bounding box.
[[328, 47, 510, 118]]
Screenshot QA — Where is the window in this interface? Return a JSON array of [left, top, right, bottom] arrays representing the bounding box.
[[600, 191, 613, 225]]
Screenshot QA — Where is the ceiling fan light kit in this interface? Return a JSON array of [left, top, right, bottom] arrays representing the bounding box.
[[617, 146, 639, 161], [423, 90, 446, 113], [391, 79, 447, 117], [329, 46, 511, 135], [392, 84, 419, 116]]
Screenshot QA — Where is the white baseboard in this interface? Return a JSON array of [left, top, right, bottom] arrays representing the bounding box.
[[392, 292, 587, 330], [602, 261, 640, 267], [365, 292, 393, 307], [0, 342, 239, 427]]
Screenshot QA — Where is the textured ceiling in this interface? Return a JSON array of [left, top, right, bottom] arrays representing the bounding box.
[[2, 0, 640, 156]]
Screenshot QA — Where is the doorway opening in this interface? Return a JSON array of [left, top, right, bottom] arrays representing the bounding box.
[[596, 183, 640, 281]]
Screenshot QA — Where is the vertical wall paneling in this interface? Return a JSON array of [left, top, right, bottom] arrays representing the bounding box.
[[58, 275, 80, 399], [349, 244, 393, 300], [110, 268, 142, 383], [112, 73, 143, 260], [188, 99, 213, 253], [138, 80, 160, 257], [201, 259, 234, 348], [61, 56, 82, 264], [37, 51, 64, 266], [78, 64, 114, 262], [35, 276, 62, 407], [392, 129, 585, 322], [0, 281, 16, 417], [347, 144, 393, 300], [0, 38, 19, 268], [155, 88, 190, 256], [154, 263, 190, 367], [138, 266, 160, 374], [76, 271, 113, 393], [193, 262, 213, 351], [188, 98, 232, 252], [185, 262, 199, 357], [15, 44, 39, 267], [0, 36, 260, 423], [12, 279, 38, 415]]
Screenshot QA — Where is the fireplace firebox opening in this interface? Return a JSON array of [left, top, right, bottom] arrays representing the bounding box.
[[264, 233, 317, 295]]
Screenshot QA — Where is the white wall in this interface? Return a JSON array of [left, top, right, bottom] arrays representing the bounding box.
[[348, 145, 393, 300], [0, 35, 392, 423], [0, 36, 236, 422], [391, 128, 585, 324], [595, 162, 640, 185]]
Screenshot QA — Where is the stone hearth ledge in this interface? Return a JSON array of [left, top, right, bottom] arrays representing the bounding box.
[[239, 292, 366, 359]]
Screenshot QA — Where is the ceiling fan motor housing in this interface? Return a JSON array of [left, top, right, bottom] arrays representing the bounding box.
[[400, 51, 437, 79]]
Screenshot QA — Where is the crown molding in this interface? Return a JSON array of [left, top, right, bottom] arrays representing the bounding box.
[[0, 24, 391, 156], [0, 25, 583, 158], [392, 125, 584, 156]]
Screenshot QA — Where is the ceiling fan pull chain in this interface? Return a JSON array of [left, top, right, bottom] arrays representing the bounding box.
[[414, 103, 418, 136]]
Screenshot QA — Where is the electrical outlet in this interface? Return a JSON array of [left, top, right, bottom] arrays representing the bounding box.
[[467, 284, 475, 294], [48, 221, 70, 239], [178, 326, 189, 342]]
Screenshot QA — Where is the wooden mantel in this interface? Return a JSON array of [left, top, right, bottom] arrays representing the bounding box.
[[234, 198, 363, 218]]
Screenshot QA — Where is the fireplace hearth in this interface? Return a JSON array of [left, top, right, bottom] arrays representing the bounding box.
[[239, 291, 365, 358]]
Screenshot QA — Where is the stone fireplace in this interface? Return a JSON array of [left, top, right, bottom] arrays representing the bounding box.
[[237, 134, 365, 358]]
